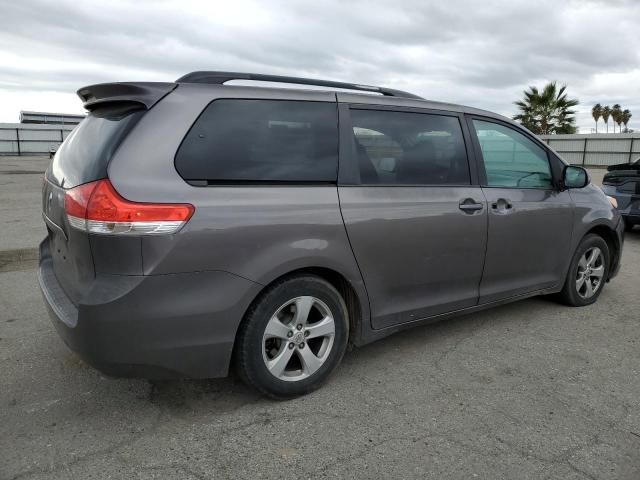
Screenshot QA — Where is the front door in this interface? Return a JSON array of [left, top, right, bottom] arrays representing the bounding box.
[[338, 106, 488, 329], [468, 118, 574, 304]]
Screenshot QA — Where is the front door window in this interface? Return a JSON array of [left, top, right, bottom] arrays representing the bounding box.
[[472, 120, 552, 189]]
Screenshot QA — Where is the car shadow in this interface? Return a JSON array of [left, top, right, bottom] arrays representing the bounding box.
[[141, 294, 558, 410]]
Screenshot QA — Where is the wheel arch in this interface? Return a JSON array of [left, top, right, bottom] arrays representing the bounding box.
[[231, 266, 369, 367], [583, 223, 620, 280], [299, 267, 365, 343]]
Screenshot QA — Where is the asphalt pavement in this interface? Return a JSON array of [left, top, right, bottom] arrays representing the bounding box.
[[1, 156, 638, 479]]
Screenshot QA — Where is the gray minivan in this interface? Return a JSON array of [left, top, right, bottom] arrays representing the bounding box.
[[39, 72, 624, 398]]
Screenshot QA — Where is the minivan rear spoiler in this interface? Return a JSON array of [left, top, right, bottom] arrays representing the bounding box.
[[77, 82, 177, 110]]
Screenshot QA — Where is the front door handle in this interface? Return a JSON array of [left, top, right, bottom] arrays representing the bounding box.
[[459, 198, 484, 213], [491, 198, 513, 212]]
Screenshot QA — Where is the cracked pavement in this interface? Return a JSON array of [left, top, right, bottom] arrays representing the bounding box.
[[1, 158, 639, 479]]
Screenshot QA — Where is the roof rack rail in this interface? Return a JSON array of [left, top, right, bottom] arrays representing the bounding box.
[[176, 71, 423, 100]]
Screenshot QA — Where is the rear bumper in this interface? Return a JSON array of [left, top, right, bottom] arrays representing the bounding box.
[[38, 239, 262, 379]]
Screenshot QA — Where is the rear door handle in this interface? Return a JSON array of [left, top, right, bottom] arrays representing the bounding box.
[[459, 198, 484, 213]]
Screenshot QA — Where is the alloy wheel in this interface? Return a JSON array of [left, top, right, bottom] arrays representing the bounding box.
[[262, 296, 336, 382], [575, 247, 605, 299]]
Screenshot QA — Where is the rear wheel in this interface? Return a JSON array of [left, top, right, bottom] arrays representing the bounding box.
[[559, 234, 609, 306], [235, 275, 349, 398]]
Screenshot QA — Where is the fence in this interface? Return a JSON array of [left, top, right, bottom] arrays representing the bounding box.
[[539, 133, 640, 167], [2, 124, 639, 166], [0, 124, 76, 156]]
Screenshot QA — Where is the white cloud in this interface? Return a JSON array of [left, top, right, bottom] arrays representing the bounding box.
[[0, 0, 638, 131]]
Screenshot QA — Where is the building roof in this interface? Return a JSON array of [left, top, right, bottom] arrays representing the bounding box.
[[19, 111, 85, 124]]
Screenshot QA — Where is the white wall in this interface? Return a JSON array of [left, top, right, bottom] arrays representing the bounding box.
[[0, 123, 75, 155], [539, 133, 640, 167]]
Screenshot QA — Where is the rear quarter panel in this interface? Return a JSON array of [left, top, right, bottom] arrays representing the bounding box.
[[107, 83, 369, 321]]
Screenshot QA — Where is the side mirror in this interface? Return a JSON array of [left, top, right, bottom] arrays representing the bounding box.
[[562, 165, 589, 189]]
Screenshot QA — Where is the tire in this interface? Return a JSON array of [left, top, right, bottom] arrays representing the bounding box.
[[559, 234, 610, 307], [234, 275, 349, 399]]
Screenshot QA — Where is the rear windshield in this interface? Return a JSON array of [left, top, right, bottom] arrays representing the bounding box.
[[174, 99, 338, 183], [47, 104, 143, 188]]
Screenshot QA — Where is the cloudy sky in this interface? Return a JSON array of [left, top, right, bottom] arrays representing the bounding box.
[[1, 0, 639, 131]]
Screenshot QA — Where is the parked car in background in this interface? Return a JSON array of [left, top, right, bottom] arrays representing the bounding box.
[[39, 71, 624, 398], [601, 158, 640, 231]]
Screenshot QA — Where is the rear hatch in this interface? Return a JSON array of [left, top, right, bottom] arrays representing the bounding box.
[[42, 104, 144, 304]]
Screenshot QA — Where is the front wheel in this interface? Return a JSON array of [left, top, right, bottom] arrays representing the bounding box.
[[559, 234, 609, 307], [234, 275, 349, 398]]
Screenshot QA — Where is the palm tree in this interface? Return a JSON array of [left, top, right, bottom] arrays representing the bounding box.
[[513, 82, 579, 134], [622, 109, 632, 133], [602, 105, 611, 133], [592, 103, 602, 133], [611, 104, 622, 133]]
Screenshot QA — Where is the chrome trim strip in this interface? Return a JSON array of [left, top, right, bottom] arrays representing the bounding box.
[[42, 212, 68, 241]]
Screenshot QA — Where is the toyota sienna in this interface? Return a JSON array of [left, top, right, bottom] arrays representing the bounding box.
[[39, 71, 624, 398]]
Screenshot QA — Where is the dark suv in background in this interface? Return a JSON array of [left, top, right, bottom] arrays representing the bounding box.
[[39, 72, 624, 398], [602, 158, 640, 231]]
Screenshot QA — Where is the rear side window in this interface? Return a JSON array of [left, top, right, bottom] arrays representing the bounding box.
[[350, 109, 470, 185], [175, 100, 338, 183], [48, 104, 143, 188]]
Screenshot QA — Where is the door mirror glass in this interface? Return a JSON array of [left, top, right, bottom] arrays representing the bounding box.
[[563, 165, 589, 189]]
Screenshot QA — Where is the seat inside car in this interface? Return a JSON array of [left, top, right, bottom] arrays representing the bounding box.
[[397, 139, 446, 184]]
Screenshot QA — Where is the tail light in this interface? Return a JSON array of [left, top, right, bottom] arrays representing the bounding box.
[[64, 179, 194, 235]]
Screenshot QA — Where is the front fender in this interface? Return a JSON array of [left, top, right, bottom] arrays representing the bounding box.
[[568, 184, 623, 279]]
